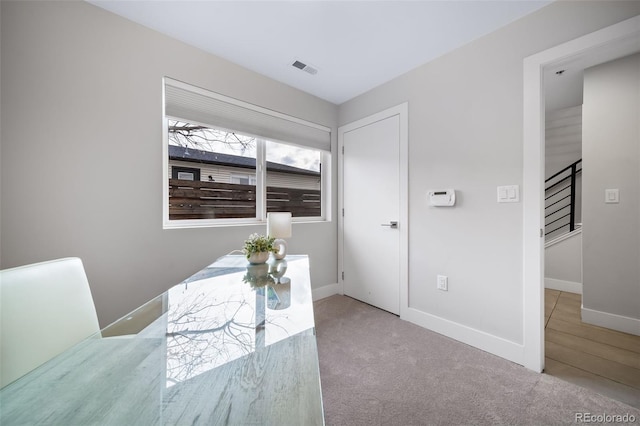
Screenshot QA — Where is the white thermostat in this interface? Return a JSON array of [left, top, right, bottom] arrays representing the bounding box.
[[428, 189, 456, 207]]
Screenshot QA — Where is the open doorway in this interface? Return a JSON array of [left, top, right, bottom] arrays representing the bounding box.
[[544, 50, 640, 408], [523, 15, 640, 406]]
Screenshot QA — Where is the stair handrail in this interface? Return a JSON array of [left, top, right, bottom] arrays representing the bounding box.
[[545, 159, 582, 236], [545, 159, 582, 183]]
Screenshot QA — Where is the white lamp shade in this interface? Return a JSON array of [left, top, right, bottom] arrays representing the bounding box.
[[267, 212, 292, 239]]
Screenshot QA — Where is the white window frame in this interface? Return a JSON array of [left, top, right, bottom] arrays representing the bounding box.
[[230, 173, 257, 186], [162, 78, 331, 229]]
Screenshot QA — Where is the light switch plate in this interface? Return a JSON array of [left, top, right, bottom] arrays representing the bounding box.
[[497, 185, 519, 203], [437, 275, 448, 291], [605, 189, 619, 204]]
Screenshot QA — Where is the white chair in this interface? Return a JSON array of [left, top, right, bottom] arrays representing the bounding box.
[[0, 257, 100, 388]]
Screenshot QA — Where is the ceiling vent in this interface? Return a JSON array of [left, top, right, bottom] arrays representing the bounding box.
[[292, 60, 318, 75]]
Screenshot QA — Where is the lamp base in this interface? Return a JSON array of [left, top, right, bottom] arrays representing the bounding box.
[[273, 238, 287, 260]]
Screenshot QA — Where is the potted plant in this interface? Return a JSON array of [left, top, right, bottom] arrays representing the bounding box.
[[243, 233, 276, 264]]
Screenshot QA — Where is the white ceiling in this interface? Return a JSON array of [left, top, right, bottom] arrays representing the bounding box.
[[89, 0, 552, 105]]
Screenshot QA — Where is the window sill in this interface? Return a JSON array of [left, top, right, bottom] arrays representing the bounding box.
[[163, 217, 329, 230]]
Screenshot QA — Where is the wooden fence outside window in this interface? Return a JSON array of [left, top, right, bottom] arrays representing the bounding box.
[[169, 179, 321, 220]]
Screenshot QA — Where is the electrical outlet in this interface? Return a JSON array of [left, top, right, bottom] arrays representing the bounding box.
[[437, 275, 448, 291]]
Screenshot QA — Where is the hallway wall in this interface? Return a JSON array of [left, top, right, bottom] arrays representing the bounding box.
[[582, 53, 640, 334]]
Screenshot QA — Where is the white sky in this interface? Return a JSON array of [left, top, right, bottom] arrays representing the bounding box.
[[169, 121, 320, 172]]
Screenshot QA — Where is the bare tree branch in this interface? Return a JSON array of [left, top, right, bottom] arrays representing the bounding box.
[[168, 120, 256, 154]]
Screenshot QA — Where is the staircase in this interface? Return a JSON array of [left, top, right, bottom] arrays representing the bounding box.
[[545, 159, 582, 240], [545, 159, 583, 294]]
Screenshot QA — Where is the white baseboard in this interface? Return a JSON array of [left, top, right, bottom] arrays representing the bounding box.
[[544, 278, 582, 294], [312, 283, 340, 301], [402, 307, 525, 367], [581, 306, 640, 336]]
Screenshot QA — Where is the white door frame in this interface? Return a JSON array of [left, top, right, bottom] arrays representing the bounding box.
[[338, 103, 409, 317], [522, 15, 640, 372]]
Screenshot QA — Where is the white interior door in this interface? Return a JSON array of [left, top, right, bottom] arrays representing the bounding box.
[[340, 107, 406, 315]]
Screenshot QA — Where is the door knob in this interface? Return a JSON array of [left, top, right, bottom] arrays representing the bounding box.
[[381, 221, 398, 229]]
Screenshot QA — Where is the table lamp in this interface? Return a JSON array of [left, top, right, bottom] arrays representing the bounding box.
[[267, 212, 292, 260]]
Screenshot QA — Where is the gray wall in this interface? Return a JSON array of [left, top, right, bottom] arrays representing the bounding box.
[[545, 106, 582, 180], [545, 233, 583, 285], [339, 2, 640, 345], [0, 1, 338, 327], [582, 53, 640, 322]]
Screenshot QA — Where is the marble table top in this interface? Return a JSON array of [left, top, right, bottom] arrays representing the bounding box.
[[0, 255, 324, 425]]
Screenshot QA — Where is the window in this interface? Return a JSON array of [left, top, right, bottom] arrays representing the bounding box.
[[230, 174, 257, 186], [266, 141, 322, 218], [163, 78, 331, 228], [172, 166, 200, 181]]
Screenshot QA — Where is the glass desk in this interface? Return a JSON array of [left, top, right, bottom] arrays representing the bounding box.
[[0, 255, 324, 425]]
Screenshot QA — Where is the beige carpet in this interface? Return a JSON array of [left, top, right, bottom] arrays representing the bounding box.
[[314, 295, 640, 426]]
